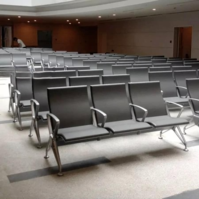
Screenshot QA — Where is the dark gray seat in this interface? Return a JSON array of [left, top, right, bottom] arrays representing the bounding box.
[[31, 52, 43, 70], [149, 71, 189, 106], [78, 69, 103, 76], [64, 57, 73, 66], [67, 66, 90, 74], [150, 67, 172, 72], [83, 60, 100, 69], [44, 67, 65, 71], [97, 62, 115, 75], [172, 66, 192, 71], [69, 76, 100, 86], [128, 81, 188, 151], [33, 71, 76, 85], [133, 64, 152, 68], [152, 59, 167, 63], [14, 77, 32, 130], [102, 74, 130, 84], [167, 61, 184, 66], [72, 58, 88, 66], [116, 62, 134, 65], [185, 78, 199, 133], [174, 70, 197, 97], [30, 77, 67, 147], [45, 86, 109, 175], [112, 65, 131, 74], [12, 53, 30, 71], [56, 56, 65, 68], [48, 55, 57, 68], [154, 63, 172, 67], [126, 67, 149, 82], [91, 83, 151, 134]]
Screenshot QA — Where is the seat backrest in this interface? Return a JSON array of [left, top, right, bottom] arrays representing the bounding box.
[[16, 77, 32, 101], [154, 63, 172, 67], [0, 54, 12, 65], [152, 59, 167, 63], [78, 69, 103, 76], [167, 61, 184, 66], [32, 77, 66, 112], [112, 65, 129, 74], [97, 62, 115, 75], [31, 52, 42, 62], [34, 72, 52, 78], [133, 64, 152, 68], [67, 66, 90, 71], [48, 55, 57, 67], [102, 74, 130, 84], [72, 58, 88, 66], [126, 67, 149, 82], [56, 56, 65, 67], [69, 76, 100, 86], [172, 66, 192, 71], [91, 84, 131, 122], [83, 60, 99, 69], [41, 53, 50, 63], [149, 71, 177, 97], [186, 78, 199, 112], [48, 86, 92, 128], [128, 81, 167, 118], [119, 59, 134, 62], [44, 68, 65, 71], [12, 53, 27, 66], [101, 59, 117, 63], [64, 57, 73, 66], [174, 70, 197, 96], [116, 62, 134, 65], [150, 67, 172, 72]]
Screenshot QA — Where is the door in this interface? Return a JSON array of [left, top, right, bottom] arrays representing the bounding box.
[[173, 27, 192, 58], [0, 26, 12, 47], [37, 30, 52, 48]]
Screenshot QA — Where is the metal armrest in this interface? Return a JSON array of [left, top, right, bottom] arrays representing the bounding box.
[[188, 98, 199, 115], [176, 86, 188, 98], [8, 83, 14, 98], [166, 101, 184, 118], [47, 113, 60, 137], [13, 90, 21, 106], [129, 103, 148, 122], [30, 99, 40, 119], [90, 107, 107, 127]]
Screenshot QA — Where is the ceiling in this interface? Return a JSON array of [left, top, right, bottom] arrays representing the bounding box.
[[0, 0, 199, 24]]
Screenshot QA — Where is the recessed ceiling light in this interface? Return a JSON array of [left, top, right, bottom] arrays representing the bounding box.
[[78, 22, 80, 24], [152, 8, 156, 11], [34, 20, 37, 22], [76, 19, 78, 21], [18, 16, 21, 18], [66, 20, 69, 22], [8, 18, 10, 21], [69, 23, 71, 25], [98, 16, 102, 18], [113, 14, 116, 16], [27, 21, 30, 23]]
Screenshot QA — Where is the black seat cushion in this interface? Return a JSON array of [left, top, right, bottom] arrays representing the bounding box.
[[104, 120, 151, 133], [145, 116, 188, 128], [58, 125, 109, 141]]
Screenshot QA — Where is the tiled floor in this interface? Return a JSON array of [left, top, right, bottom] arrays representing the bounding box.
[[1, 77, 199, 199]]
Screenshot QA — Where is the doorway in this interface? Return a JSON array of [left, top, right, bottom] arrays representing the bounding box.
[[37, 30, 52, 48], [0, 26, 12, 47], [173, 27, 192, 58]]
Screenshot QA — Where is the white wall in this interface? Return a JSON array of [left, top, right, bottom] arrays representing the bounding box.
[[98, 11, 199, 58]]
